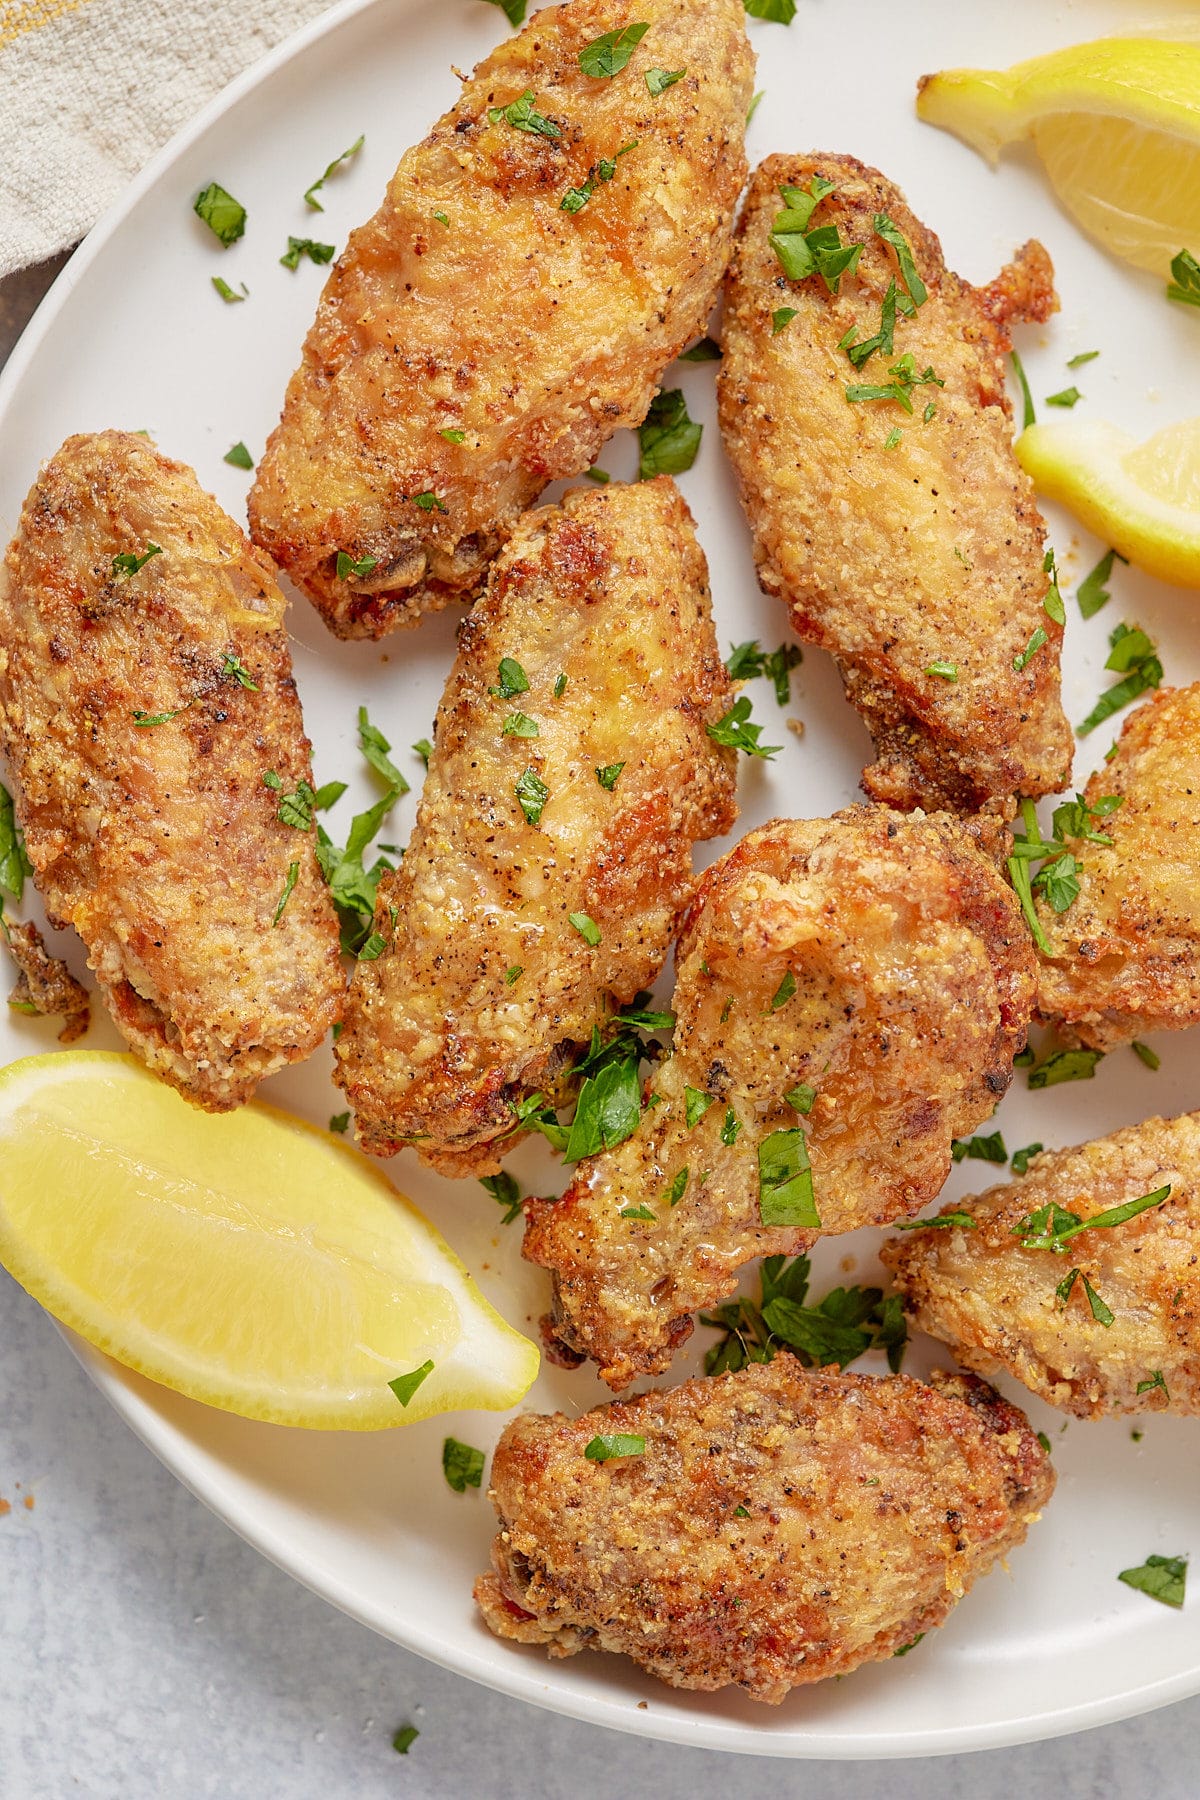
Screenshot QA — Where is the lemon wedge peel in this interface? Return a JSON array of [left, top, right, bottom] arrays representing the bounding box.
[[1016, 418, 1200, 591], [0, 1051, 539, 1430]]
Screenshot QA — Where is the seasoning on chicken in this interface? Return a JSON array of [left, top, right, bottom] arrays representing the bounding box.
[[524, 806, 1036, 1389], [718, 152, 1071, 814], [883, 1111, 1200, 1420], [335, 478, 737, 1175], [249, 0, 753, 639], [476, 1358, 1054, 1701], [0, 431, 343, 1109], [1034, 684, 1200, 1049]]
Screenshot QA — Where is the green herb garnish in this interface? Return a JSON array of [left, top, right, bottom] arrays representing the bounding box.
[[388, 1360, 434, 1407], [1167, 248, 1200, 309], [304, 134, 364, 211], [443, 1436, 486, 1493], [758, 1128, 819, 1228], [194, 182, 246, 247], [638, 388, 703, 477], [1011, 1142, 1042, 1176], [1045, 386, 1082, 408], [1027, 1046, 1104, 1088], [584, 1433, 645, 1461], [1119, 1554, 1188, 1607], [596, 762, 625, 790], [280, 236, 335, 269], [111, 543, 162, 579], [925, 659, 957, 681], [678, 337, 721, 362], [515, 768, 549, 825], [1078, 622, 1163, 736], [894, 1211, 976, 1231], [336, 551, 378, 580], [488, 89, 561, 137], [569, 911, 601, 947], [224, 441, 254, 469], [951, 1131, 1006, 1165], [0, 783, 32, 903], [706, 695, 781, 759], [1009, 348, 1035, 430], [1076, 547, 1127, 619], [772, 306, 797, 335], [271, 860, 300, 927], [480, 1171, 522, 1225], [482, 0, 526, 25], [490, 657, 529, 698], [579, 22, 648, 78], [212, 277, 247, 303], [724, 639, 801, 704], [358, 706, 410, 793], [329, 1112, 350, 1134], [392, 1726, 419, 1756], [744, 0, 796, 19], [501, 712, 539, 738], [646, 66, 685, 95]]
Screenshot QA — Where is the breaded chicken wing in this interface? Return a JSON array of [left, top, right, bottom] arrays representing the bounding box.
[[3, 918, 89, 1043], [249, 0, 753, 639], [883, 1112, 1200, 1420], [1035, 685, 1200, 1048], [524, 807, 1036, 1388], [718, 153, 1071, 814], [0, 432, 343, 1109], [335, 479, 737, 1174], [475, 1358, 1054, 1701]]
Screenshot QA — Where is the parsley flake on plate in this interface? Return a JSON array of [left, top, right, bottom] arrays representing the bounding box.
[[1119, 1553, 1188, 1607], [1076, 547, 1127, 619], [1132, 1040, 1161, 1071], [443, 1437, 486, 1493], [1010, 1142, 1043, 1176], [1046, 385, 1082, 408], [1009, 348, 1036, 430], [480, 1170, 523, 1224], [678, 336, 721, 362], [392, 1725, 419, 1756], [303, 134, 364, 211], [223, 441, 254, 470], [358, 706, 409, 793], [211, 277, 247, 304], [744, 0, 797, 24], [482, 0, 526, 24], [0, 783, 32, 903], [280, 236, 335, 270], [638, 387, 703, 477], [194, 182, 246, 247], [951, 1131, 1006, 1165]]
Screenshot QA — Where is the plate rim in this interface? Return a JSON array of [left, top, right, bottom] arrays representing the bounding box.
[[3, 0, 1198, 1760]]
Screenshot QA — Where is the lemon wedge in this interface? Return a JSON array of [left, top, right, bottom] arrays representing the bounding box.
[[1016, 416, 1200, 590], [917, 38, 1200, 275], [0, 1052, 538, 1428]]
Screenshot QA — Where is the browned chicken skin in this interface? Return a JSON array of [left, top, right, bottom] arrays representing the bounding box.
[[0, 432, 344, 1109], [883, 1111, 1200, 1420], [249, 0, 753, 639], [1035, 685, 1200, 1048], [2, 918, 89, 1043], [476, 1359, 1054, 1702], [718, 152, 1071, 814], [335, 479, 737, 1174], [524, 807, 1036, 1389]]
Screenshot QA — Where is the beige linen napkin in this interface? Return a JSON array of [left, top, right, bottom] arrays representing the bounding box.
[[0, 0, 337, 277]]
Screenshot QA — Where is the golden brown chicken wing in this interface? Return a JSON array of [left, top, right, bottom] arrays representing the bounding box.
[[882, 1112, 1200, 1420], [524, 806, 1036, 1388], [249, 0, 753, 639], [475, 1358, 1054, 1701], [0, 431, 343, 1109], [718, 152, 1071, 814], [335, 478, 737, 1174], [1034, 685, 1200, 1049]]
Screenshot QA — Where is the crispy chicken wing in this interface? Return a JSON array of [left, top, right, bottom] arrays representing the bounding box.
[[3, 918, 89, 1043], [335, 479, 737, 1174], [524, 807, 1036, 1388], [0, 432, 343, 1109], [1035, 685, 1200, 1048], [718, 153, 1070, 814], [475, 1358, 1054, 1701], [883, 1112, 1200, 1420], [248, 0, 753, 640]]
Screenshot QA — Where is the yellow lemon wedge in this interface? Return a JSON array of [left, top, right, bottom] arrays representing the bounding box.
[[1016, 416, 1200, 590], [0, 1051, 538, 1428], [917, 37, 1200, 276]]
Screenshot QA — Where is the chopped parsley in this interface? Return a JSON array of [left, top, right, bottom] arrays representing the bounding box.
[[303, 134, 364, 211], [1013, 625, 1048, 672], [488, 89, 561, 137], [720, 1107, 742, 1147], [884, 426, 903, 450], [561, 142, 637, 214], [1055, 1267, 1114, 1324], [894, 1211, 977, 1231], [1067, 350, 1100, 369], [480, 1170, 523, 1224], [223, 441, 254, 470], [388, 1360, 434, 1407], [772, 306, 797, 335], [440, 429, 466, 445], [725, 639, 802, 704], [702, 1254, 905, 1376], [336, 551, 378, 580], [359, 706, 410, 793], [412, 738, 433, 768], [314, 758, 402, 955], [596, 762, 624, 790], [1137, 1370, 1170, 1400], [706, 695, 781, 759], [666, 1167, 689, 1206], [744, 0, 796, 19], [678, 336, 721, 362], [873, 211, 927, 307], [212, 277, 247, 303], [1042, 547, 1066, 625], [410, 490, 446, 513], [0, 783, 32, 903], [1013, 1184, 1170, 1251], [925, 659, 957, 681], [646, 66, 685, 95], [482, 0, 526, 24], [553, 672, 568, 697], [1119, 1554, 1188, 1607], [193, 182, 246, 247], [758, 1128, 819, 1228], [263, 772, 317, 830], [131, 701, 195, 728], [443, 1436, 486, 1493], [685, 1086, 714, 1128], [504, 964, 522, 985], [746, 89, 764, 123], [894, 1635, 925, 1657], [1076, 547, 1127, 619], [1009, 348, 1035, 430], [1007, 793, 1120, 950], [584, 1433, 645, 1461], [638, 388, 703, 477], [1026, 1046, 1104, 1088], [1011, 1142, 1042, 1176], [490, 657, 530, 699], [951, 1131, 1006, 1165], [769, 970, 796, 1010], [785, 1083, 815, 1115], [501, 712, 539, 738], [1037, 1431, 1052, 1453], [1077, 622, 1163, 736], [846, 352, 943, 414], [515, 767, 549, 825], [569, 911, 601, 947], [329, 1112, 350, 1134], [111, 543, 162, 579], [584, 466, 610, 482], [222, 652, 258, 689], [620, 1203, 657, 1221], [1167, 248, 1200, 309], [1133, 1040, 1161, 1071], [280, 236, 336, 269], [770, 180, 860, 291], [1046, 385, 1082, 408], [579, 22, 648, 78], [392, 1726, 419, 1756], [271, 860, 299, 927]]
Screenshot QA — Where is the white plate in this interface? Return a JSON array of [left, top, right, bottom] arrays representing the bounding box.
[[2, 0, 1198, 1760]]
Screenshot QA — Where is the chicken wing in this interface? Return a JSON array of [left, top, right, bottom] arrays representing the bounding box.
[[475, 1358, 1053, 1701], [0, 431, 344, 1109], [1034, 685, 1200, 1048], [524, 806, 1036, 1388], [249, 0, 753, 640], [718, 152, 1071, 814], [335, 478, 737, 1174], [882, 1112, 1200, 1420], [3, 918, 89, 1043]]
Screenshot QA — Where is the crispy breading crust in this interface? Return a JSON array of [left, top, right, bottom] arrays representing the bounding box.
[[248, 0, 753, 639], [1036, 685, 1200, 1048], [882, 1112, 1200, 1420], [3, 918, 90, 1043], [524, 806, 1036, 1388], [475, 1359, 1054, 1702], [718, 152, 1071, 814], [335, 479, 737, 1174], [0, 432, 344, 1109]]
